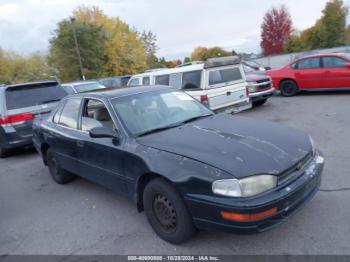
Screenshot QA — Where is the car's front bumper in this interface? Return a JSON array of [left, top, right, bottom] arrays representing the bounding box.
[[249, 87, 275, 102], [184, 151, 324, 234]]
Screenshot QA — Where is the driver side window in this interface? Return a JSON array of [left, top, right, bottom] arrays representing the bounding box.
[[81, 99, 114, 132]]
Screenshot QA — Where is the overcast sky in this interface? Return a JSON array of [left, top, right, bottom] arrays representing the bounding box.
[[0, 0, 349, 59]]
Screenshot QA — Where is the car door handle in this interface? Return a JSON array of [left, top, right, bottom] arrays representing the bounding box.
[[76, 141, 84, 148]]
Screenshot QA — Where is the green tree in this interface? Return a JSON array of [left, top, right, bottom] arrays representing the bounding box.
[[191, 46, 207, 61], [202, 47, 232, 61], [49, 19, 106, 81], [0, 48, 53, 84], [284, 0, 348, 52], [184, 57, 191, 63], [49, 6, 147, 82], [317, 0, 348, 48], [140, 30, 160, 69]]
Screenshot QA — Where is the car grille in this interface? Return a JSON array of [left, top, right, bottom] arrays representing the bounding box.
[[255, 79, 272, 91], [278, 151, 314, 185]]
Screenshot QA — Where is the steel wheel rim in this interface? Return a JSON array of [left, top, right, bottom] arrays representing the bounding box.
[[152, 193, 177, 233], [283, 83, 295, 95]]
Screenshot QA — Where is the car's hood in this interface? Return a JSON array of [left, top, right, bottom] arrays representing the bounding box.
[[137, 114, 312, 178], [245, 73, 268, 81]]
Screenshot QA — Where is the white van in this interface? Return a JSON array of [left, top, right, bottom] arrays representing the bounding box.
[[127, 57, 251, 113]]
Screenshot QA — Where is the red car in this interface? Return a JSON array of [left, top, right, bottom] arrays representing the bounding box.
[[267, 53, 350, 96]]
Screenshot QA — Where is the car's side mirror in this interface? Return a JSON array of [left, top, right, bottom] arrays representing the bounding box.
[[89, 127, 120, 145], [346, 63, 350, 68]]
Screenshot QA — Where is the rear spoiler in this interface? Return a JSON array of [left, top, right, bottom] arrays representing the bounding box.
[[204, 56, 241, 69]]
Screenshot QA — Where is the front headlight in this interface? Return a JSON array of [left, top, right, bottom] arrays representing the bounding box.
[[248, 84, 256, 93], [212, 175, 277, 198]]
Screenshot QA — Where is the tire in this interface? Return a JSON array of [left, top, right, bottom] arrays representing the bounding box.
[[143, 178, 196, 244], [47, 149, 75, 184], [252, 98, 268, 107], [0, 146, 10, 158], [280, 80, 299, 97]]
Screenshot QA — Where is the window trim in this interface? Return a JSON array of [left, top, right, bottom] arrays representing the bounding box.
[[52, 100, 67, 124]]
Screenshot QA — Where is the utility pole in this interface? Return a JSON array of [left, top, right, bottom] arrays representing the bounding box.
[[70, 17, 85, 80]]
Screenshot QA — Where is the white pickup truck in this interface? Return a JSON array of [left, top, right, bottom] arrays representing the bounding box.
[[127, 56, 251, 113]]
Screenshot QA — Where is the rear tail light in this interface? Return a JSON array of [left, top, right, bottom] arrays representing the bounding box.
[[200, 95, 210, 108], [0, 113, 34, 126]]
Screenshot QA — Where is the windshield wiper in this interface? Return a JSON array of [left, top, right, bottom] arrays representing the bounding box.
[[180, 114, 213, 124], [40, 99, 61, 104], [137, 123, 182, 137]]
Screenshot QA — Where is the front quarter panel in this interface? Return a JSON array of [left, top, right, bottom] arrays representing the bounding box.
[[125, 142, 234, 200]]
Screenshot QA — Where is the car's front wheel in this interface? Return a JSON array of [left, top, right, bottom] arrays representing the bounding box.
[[143, 178, 196, 244], [280, 80, 299, 97], [252, 98, 268, 106], [47, 149, 75, 184]]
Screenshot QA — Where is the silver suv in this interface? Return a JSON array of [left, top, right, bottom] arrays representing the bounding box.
[[0, 80, 67, 157]]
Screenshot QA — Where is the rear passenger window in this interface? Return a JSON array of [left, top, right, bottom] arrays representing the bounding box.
[[209, 68, 242, 86], [58, 98, 81, 129], [129, 78, 141, 86], [155, 75, 170, 86], [182, 71, 201, 90], [81, 99, 114, 132], [322, 56, 347, 68], [169, 74, 182, 89], [142, 77, 150, 85]]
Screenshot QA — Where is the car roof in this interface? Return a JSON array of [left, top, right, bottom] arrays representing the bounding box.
[[293, 52, 348, 62], [1, 80, 59, 89], [68, 85, 175, 99], [62, 81, 100, 87]]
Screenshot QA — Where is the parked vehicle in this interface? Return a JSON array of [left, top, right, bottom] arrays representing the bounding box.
[[0, 80, 67, 157], [267, 53, 350, 96], [243, 65, 275, 106], [97, 76, 131, 88], [61, 81, 106, 94], [127, 57, 251, 113], [242, 60, 271, 72], [33, 86, 324, 244]]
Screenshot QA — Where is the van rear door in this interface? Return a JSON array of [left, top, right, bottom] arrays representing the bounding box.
[[205, 65, 250, 112], [4, 82, 67, 138]]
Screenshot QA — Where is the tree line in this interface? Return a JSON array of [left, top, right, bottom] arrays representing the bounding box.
[[0, 0, 349, 84], [261, 0, 349, 56]]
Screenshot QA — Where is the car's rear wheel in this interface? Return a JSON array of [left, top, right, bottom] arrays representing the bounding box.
[[143, 178, 196, 244], [280, 80, 299, 97], [252, 98, 268, 107], [0, 146, 9, 158], [47, 149, 75, 184]]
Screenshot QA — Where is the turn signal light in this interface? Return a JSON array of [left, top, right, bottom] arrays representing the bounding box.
[[220, 207, 277, 222]]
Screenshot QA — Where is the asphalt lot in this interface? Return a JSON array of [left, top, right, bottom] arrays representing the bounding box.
[[1, 91, 350, 255]]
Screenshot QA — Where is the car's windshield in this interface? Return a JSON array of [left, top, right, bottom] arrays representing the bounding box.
[[111, 90, 213, 136], [74, 82, 106, 93]]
